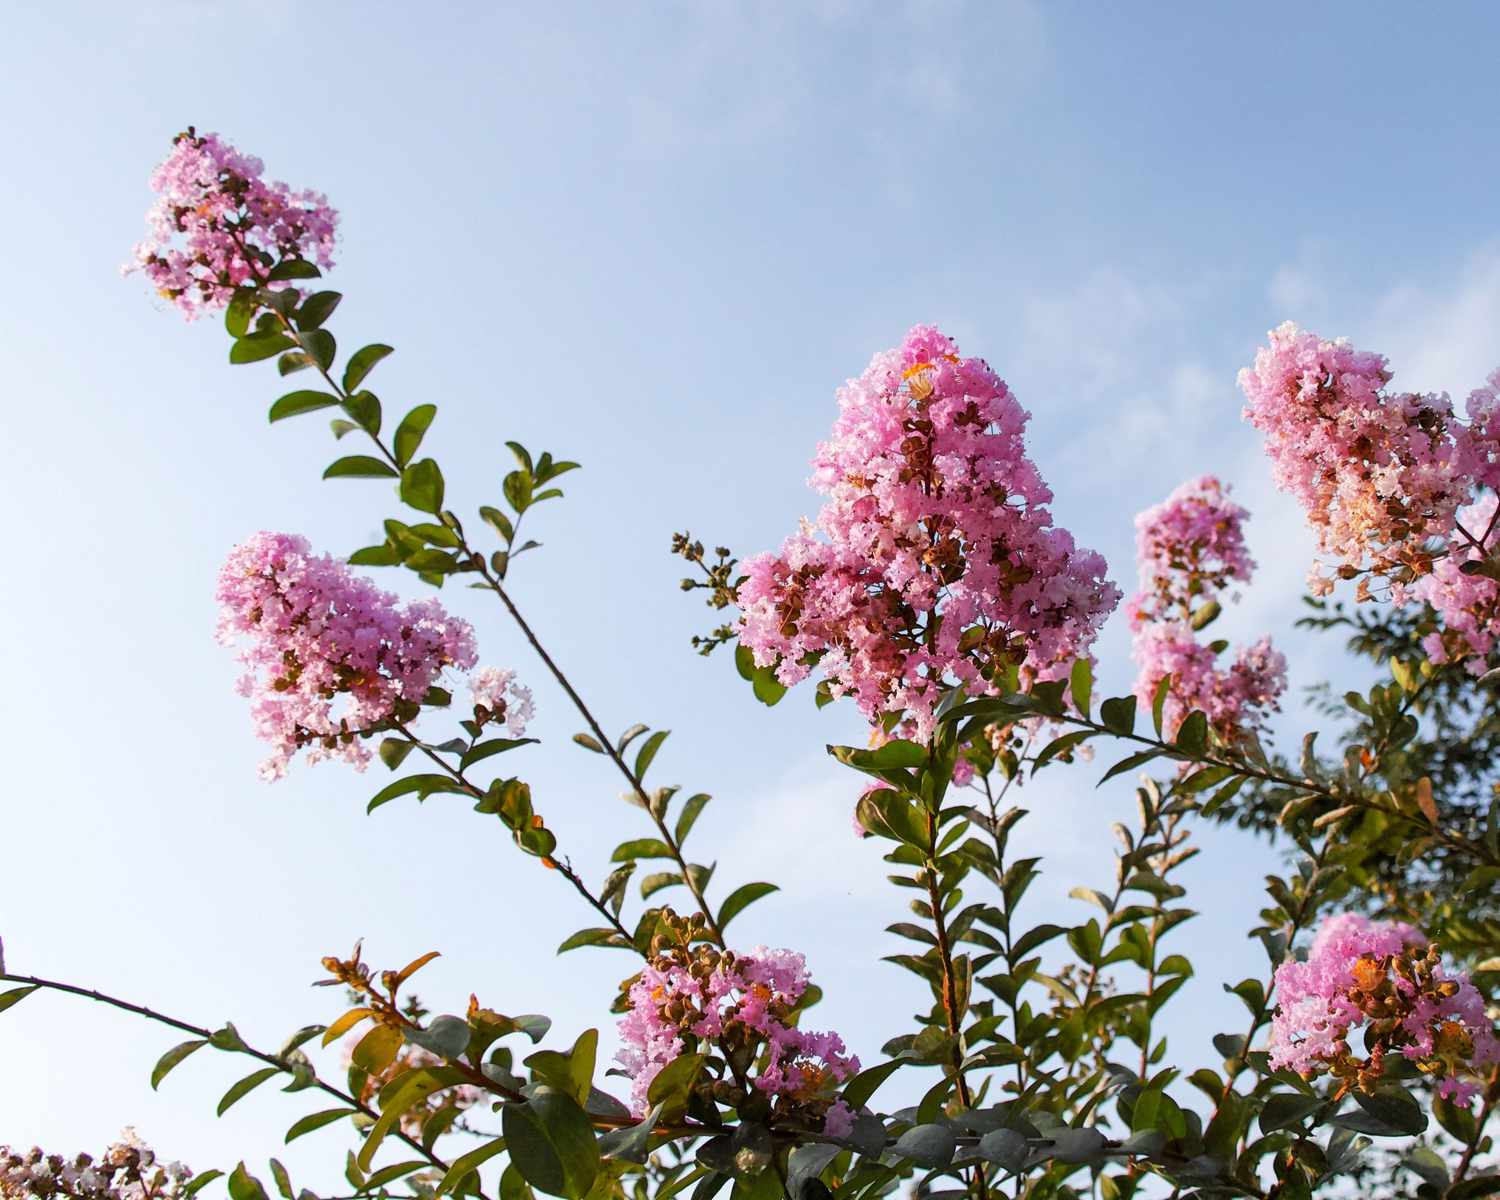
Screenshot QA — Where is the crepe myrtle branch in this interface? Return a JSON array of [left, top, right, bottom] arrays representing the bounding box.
[[0, 972, 489, 1200], [227, 240, 727, 947]]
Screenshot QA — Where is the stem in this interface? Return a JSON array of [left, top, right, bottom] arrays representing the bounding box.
[[249, 273, 727, 945], [391, 723, 633, 944], [1038, 694, 1497, 867], [464, 556, 726, 944], [1452, 1064, 1500, 1185], [0, 973, 488, 1199]]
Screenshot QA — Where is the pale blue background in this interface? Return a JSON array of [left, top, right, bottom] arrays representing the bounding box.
[[3, 0, 1498, 1189]]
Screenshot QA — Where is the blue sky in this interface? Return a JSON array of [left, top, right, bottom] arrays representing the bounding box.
[[3, 0, 1499, 1185]]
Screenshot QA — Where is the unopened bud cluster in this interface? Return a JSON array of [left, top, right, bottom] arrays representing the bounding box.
[[1269, 913, 1499, 1103]]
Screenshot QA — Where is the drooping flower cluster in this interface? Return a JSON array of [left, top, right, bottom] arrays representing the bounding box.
[[738, 326, 1120, 740], [2, 1132, 192, 1200], [1269, 913, 1499, 1103], [128, 129, 338, 318], [616, 914, 859, 1134], [1417, 493, 1500, 675], [216, 532, 477, 780], [1127, 476, 1285, 743], [469, 667, 536, 738], [1239, 322, 1479, 599]]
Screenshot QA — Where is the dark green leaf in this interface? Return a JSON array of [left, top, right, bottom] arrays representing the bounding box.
[[0, 985, 36, 1015], [268, 259, 321, 281], [282, 1104, 354, 1146], [270, 390, 340, 422], [323, 455, 397, 480], [300, 329, 335, 371], [438, 1138, 510, 1197], [394, 405, 438, 468], [717, 883, 778, 930], [401, 458, 445, 514], [230, 333, 294, 364], [344, 344, 394, 392], [1100, 695, 1138, 735], [502, 1089, 601, 1199], [228, 1164, 269, 1200], [218, 1067, 281, 1116], [297, 291, 341, 330], [151, 1038, 206, 1089]]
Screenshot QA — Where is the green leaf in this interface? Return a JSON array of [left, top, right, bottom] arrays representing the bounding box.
[[230, 333, 294, 364], [1100, 695, 1137, 735], [841, 1059, 904, 1110], [284, 1106, 357, 1143], [612, 838, 675, 862], [717, 883, 778, 930], [634, 730, 670, 780], [1097, 749, 1162, 787], [1259, 1092, 1322, 1134], [297, 291, 341, 330], [437, 1137, 509, 1196], [217, 1067, 281, 1116], [481, 505, 516, 542], [675, 793, 711, 844], [227, 1164, 269, 1200], [893, 1124, 955, 1168], [401, 458, 446, 514], [367, 773, 466, 813], [1174, 710, 1209, 755], [502, 1089, 601, 1199], [344, 344, 394, 392], [0, 984, 38, 1014], [268, 259, 321, 281], [380, 738, 416, 770], [364, 1162, 426, 1191], [646, 1054, 704, 1119], [394, 405, 438, 468], [151, 1038, 207, 1090], [1069, 659, 1092, 717], [352, 1024, 403, 1075], [300, 329, 335, 371], [1151, 674, 1172, 737], [345, 390, 381, 434], [831, 739, 927, 771], [461, 738, 540, 770], [324, 455, 397, 479], [270, 390, 340, 422], [225, 290, 257, 338], [558, 928, 625, 954], [183, 1171, 225, 1199], [359, 1067, 470, 1170]]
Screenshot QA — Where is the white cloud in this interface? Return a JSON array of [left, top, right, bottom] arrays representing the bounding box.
[[1368, 242, 1500, 397]]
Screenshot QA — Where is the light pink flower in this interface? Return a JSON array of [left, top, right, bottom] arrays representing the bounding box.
[[128, 129, 338, 318], [216, 532, 477, 779], [738, 326, 1119, 741]]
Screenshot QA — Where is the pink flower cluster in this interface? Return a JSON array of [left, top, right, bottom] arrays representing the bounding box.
[[129, 129, 338, 318], [1127, 476, 1285, 743], [738, 326, 1119, 740], [216, 532, 477, 780], [1131, 626, 1286, 743], [1417, 493, 1500, 675], [1239, 323, 1484, 599], [469, 667, 536, 737], [616, 943, 859, 1133], [2, 1131, 191, 1200], [1269, 913, 1499, 1103], [1129, 475, 1254, 625]]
